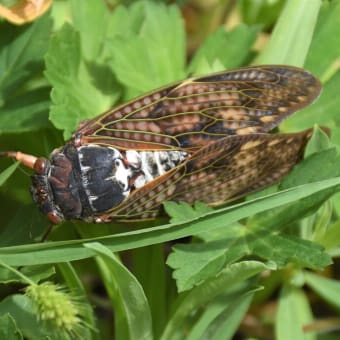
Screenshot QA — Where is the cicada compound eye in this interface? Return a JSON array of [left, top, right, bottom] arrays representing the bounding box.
[[33, 157, 48, 175], [47, 211, 63, 224]]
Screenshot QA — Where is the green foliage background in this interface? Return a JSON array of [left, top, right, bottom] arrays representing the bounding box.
[[1, 0, 340, 339]]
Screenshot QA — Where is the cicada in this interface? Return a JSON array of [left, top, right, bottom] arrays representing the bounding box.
[[1, 65, 322, 224]]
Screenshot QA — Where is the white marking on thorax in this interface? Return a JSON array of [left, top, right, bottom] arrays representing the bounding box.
[[78, 145, 132, 207], [126, 150, 188, 189]]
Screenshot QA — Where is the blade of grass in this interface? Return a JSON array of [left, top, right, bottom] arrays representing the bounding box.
[[85, 243, 153, 340], [0, 178, 339, 266], [256, 0, 321, 66], [0, 162, 20, 186]]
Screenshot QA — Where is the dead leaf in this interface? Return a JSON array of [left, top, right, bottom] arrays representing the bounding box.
[[0, 0, 52, 25]]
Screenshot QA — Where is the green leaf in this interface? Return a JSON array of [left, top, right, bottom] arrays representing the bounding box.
[[168, 242, 229, 292], [167, 223, 247, 292], [316, 219, 340, 251], [250, 233, 331, 269], [1, 177, 340, 266], [0, 162, 19, 187], [0, 14, 52, 100], [305, 272, 340, 310], [132, 245, 166, 338], [167, 222, 330, 292], [0, 205, 47, 247], [70, 0, 108, 60], [0, 265, 55, 284], [84, 242, 153, 340], [303, 126, 331, 157], [0, 88, 51, 134], [187, 286, 259, 340], [305, 199, 333, 243], [240, 0, 285, 30], [160, 261, 272, 340], [188, 24, 260, 74], [105, 2, 145, 39], [108, 1, 186, 97], [45, 23, 118, 139], [305, 0, 340, 79], [0, 313, 23, 340], [276, 285, 315, 340], [285, 149, 340, 190], [163, 201, 213, 224], [0, 295, 51, 339], [257, 0, 321, 65], [281, 148, 340, 190]]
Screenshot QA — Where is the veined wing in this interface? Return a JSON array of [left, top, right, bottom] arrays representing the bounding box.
[[75, 65, 321, 151], [101, 129, 312, 222]]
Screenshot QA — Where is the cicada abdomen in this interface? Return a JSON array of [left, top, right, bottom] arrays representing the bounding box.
[[1, 65, 322, 224]]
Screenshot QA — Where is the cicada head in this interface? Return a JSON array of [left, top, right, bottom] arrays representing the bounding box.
[[0, 151, 65, 224], [30, 157, 65, 224]]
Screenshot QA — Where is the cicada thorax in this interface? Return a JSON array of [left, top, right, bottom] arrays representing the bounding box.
[[30, 143, 188, 224]]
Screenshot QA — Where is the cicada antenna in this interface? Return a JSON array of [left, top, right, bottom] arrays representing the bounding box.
[[0, 151, 37, 169]]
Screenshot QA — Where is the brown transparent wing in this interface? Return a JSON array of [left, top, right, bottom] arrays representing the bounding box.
[[76, 65, 321, 151], [102, 129, 312, 222]]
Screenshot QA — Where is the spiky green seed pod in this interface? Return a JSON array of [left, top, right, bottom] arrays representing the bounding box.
[[26, 282, 85, 337]]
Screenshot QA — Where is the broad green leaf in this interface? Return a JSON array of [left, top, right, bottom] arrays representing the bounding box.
[[160, 261, 272, 340], [305, 0, 340, 78], [0, 14, 52, 100], [84, 242, 153, 340], [0, 88, 51, 134], [69, 0, 120, 101], [108, 1, 186, 97], [0, 295, 51, 339], [250, 233, 331, 269], [0, 313, 23, 340], [167, 223, 330, 292], [163, 201, 213, 224], [281, 148, 340, 190], [1, 177, 340, 266], [305, 272, 340, 309], [70, 0, 108, 60], [0, 205, 47, 247], [105, 2, 145, 39], [45, 23, 118, 139], [0, 162, 19, 187], [167, 225, 248, 292], [257, 0, 321, 66], [276, 285, 315, 340], [168, 242, 229, 292], [188, 24, 260, 74]]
